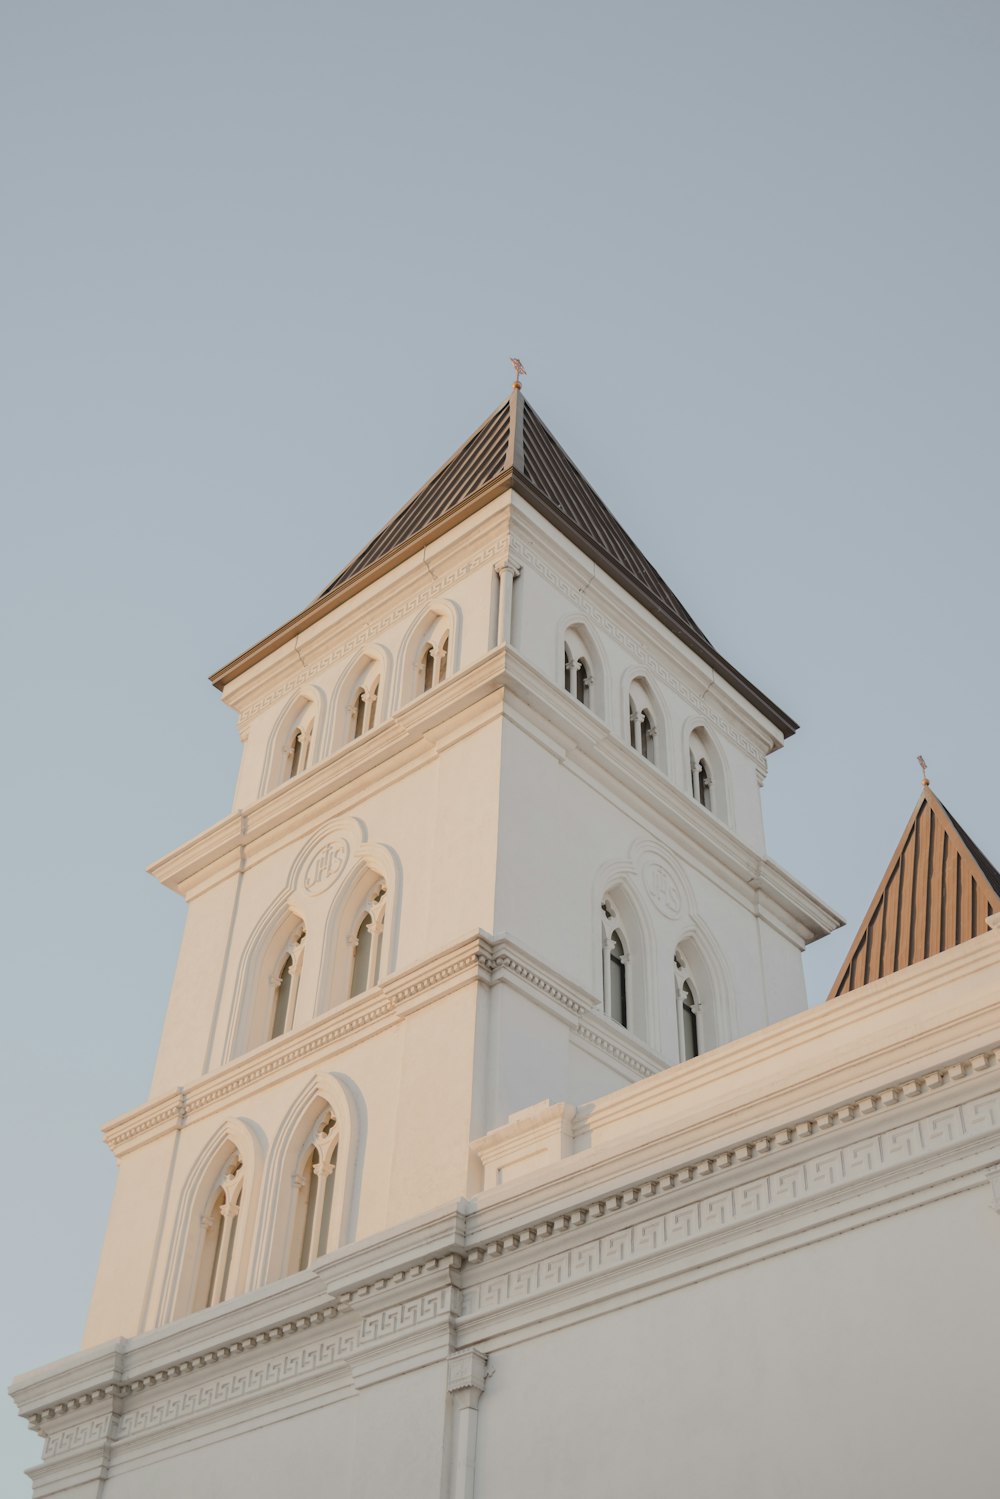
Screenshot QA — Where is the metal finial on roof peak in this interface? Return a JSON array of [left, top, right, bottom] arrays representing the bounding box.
[[510, 356, 526, 390], [917, 755, 930, 788]]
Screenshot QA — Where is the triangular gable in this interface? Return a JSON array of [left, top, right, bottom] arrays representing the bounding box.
[[829, 788, 1000, 998], [211, 386, 796, 737]]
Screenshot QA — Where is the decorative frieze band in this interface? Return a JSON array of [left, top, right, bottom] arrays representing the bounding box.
[[237, 538, 508, 729], [33, 1044, 1000, 1457]]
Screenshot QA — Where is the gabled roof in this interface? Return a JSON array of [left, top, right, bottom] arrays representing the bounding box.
[[829, 786, 1000, 999], [211, 386, 796, 737]]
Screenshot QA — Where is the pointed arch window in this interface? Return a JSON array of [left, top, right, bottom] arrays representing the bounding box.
[[688, 728, 724, 817], [564, 647, 591, 707], [562, 626, 599, 711], [349, 884, 387, 998], [269, 928, 305, 1040], [629, 693, 656, 761], [601, 900, 629, 1028], [351, 678, 380, 740], [195, 1155, 244, 1311], [281, 709, 315, 784], [297, 1113, 339, 1270], [691, 752, 712, 810], [675, 952, 702, 1060], [420, 634, 449, 694]]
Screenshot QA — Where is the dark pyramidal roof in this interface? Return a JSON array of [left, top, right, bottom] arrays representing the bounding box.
[[830, 785, 1000, 999], [212, 386, 795, 737], [320, 390, 711, 652]]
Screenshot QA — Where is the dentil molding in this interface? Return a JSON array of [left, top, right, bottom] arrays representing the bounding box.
[[24, 1042, 1000, 1461]]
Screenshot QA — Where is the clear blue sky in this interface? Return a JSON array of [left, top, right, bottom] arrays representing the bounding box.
[[3, 3, 998, 1487]]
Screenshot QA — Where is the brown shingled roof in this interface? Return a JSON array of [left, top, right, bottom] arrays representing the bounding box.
[[829, 786, 1000, 999], [211, 387, 797, 737]]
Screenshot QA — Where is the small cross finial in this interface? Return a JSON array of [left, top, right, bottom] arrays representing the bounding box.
[[510, 356, 526, 389], [917, 755, 929, 788]]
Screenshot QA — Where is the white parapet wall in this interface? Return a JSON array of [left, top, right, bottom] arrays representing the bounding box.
[[13, 928, 1000, 1499]]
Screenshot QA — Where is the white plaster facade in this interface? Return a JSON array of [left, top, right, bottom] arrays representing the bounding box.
[[11, 456, 999, 1498]]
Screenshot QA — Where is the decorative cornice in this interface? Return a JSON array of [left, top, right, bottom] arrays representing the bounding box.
[[234, 535, 508, 729], [29, 1042, 999, 1443], [104, 937, 492, 1155], [33, 1254, 464, 1455]]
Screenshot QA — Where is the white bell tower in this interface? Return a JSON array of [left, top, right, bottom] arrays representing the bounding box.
[[74, 378, 837, 1347], [12, 381, 848, 1499]]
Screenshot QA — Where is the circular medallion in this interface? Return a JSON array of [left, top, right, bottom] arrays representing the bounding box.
[[303, 838, 349, 894], [643, 860, 682, 918]]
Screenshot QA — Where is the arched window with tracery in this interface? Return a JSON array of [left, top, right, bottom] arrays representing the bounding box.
[[628, 687, 656, 763], [349, 883, 387, 998], [279, 704, 316, 785], [351, 677, 380, 739], [562, 625, 602, 713], [688, 727, 725, 820], [295, 1112, 340, 1270], [419, 633, 449, 694], [601, 899, 629, 1028], [564, 645, 591, 707], [674, 951, 703, 1060], [269, 927, 305, 1040], [194, 1153, 244, 1311]]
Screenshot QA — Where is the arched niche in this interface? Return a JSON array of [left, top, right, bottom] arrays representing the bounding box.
[[223, 897, 310, 1063], [558, 618, 607, 719], [315, 847, 400, 1014], [253, 1071, 364, 1286], [331, 646, 391, 751], [623, 673, 667, 770], [156, 1116, 266, 1327], [396, 602, 460, 709], [260, 686, 326, 798], [684, 719, 730, 825]]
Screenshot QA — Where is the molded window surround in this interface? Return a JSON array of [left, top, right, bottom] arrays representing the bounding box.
[[688, 726, 726, 822], [562, 624, 601, 714], [628, 680, 659, 764]]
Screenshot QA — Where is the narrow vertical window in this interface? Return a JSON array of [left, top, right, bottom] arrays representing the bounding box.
[[675, 953, 702, 1060], [349, 884, 387, 998], [269, 929, 304, 1041], [608, 930, 627, 1027], [639, 712, 653, 761], [366, 679, 379, 731], [197, 1156, 244, 1311], [565, 647, 574, 693], [576, 656, 590, 706], [629, 696, 638, 750], [271, 954, 294, 1038], [350, 913, 373, 998], [601, 899, 630, 1030], [281, 711, 314, 785], [437, 635, 449, 684], [352, 688, 366, 740], [422, 645, 435, 694], [298, 1114, 339, 1270], [692, 755, 712, 810]]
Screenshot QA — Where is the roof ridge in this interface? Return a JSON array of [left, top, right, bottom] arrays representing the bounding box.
[[929, 790, 1000, 901], [317, 395, 511, 600]]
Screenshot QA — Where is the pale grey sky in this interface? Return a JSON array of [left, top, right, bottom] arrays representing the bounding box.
[[3, 2, 998, 1486]]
